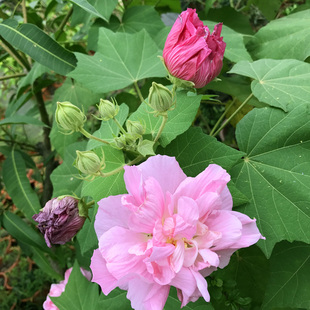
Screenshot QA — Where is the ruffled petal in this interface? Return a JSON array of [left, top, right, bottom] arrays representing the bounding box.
[[95, 195, 130, 239], [127, 278, 170, 310], [90, 249, 118, 295]]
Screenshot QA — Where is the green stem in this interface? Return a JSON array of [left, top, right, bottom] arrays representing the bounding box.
[[209, 98, 236, 136], [0, 39, 30, 71], [80, 128, 110, 145], [0, 138, 36, 150], [211, 93, 253, 137], [55, 6, 73, 40], [0, 73, 27, 81], [113, 117, 127, 135], [101, 155, 144, 177], [134, 81, 144, 103], [154, 114, 168, 143], [86, 200, 95, 208]]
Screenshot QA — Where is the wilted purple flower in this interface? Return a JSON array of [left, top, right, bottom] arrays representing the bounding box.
[[33, 196, 86, 247]]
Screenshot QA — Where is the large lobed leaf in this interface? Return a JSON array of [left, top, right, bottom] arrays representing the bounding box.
[[231, 105, 310, 257], [230, 59, 310, 111], [129, 91, 202, 147], [262, 241, 310, 309], [0, 19, 76, 75], [247, 9, 310, 61], [69, 28, 167, 93]]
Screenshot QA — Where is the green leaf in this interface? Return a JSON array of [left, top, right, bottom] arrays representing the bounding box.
[[249, 0, 282, 20], [0, 115, 47, 126], [69, 0, 110, 22], [2, 149, 41, 220], [215, 245, 269, 308], [231, 105, 310, 257], [229, 59, 310, 111], [129, 91, 202, 147], [31, 247, 62, 280], [262, 241, 310, 309], [51, 261, 99, 309], [50, 141, 87, 197], [137, 139, 155, 156], [206, 21, 252, 63], [108, 6, 165, 38], [17, 62, 51, 96], [69, 28, 166, 93], [97, 289, 131, 309], [160, 127, 244, 175], [207, 75, 266, 108], [247, 9, 310, 61], [0, 19, 77, 75], [2, 212, 51, 253]]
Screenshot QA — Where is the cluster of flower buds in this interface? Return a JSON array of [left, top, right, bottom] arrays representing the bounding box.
[[32, 196, 92, 247]]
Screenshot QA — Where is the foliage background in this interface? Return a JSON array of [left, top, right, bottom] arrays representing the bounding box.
[[1, 0, 310, 309]]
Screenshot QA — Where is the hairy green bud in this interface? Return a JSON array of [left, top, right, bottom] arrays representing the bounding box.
[[148, 82, 174, 115], [97, 98, 119, 121], [75, 150, 104, 175], [56, 101, 86, 133]]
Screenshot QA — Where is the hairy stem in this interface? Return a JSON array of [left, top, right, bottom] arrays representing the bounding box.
[[113, 117, 127, 135], [209, 98, 236, 136], [80, 128, 110, 145], [211, 93, 253, 137], [134, 81, 144, 103], [33, 84, 55, 205], [55, 6, 73, 40], [154, 114, 168, 143], [0, 73, 27, 81]]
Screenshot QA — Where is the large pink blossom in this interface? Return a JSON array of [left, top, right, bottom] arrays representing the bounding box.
[[91, 155, 263, 309], [163, 8, 226, 88], [43, 268, 91, 310]]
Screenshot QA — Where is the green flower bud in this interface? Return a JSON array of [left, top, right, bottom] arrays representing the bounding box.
[[56, 101, 86, 133], [74, 150, 104, 175], [148, 82, 174, 115], [97, 98, 119, 121], [113, 135, 127, 149], [126, 120, 145, 138]]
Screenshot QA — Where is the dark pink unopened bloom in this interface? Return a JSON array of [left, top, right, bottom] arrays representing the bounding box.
[[91, 155, 263, 310], [163, 8, 226, 88], [43, 267, 91, 310], [33, 196, 86, 247]]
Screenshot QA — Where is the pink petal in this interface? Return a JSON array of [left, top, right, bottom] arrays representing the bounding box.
[[126, 277, 170, 310], [198, 248, 219, 267], [177, 196, 199, 227], [174, 164, 230, 201], [171, 240, 185, 273], [191, 270, 210, 302], [137, 155, 187, 195], [90, 249, 118, 295], [124, 165, 144, 204], [95, 195, 130, 239], [127, 177, 165, 233], [148, 244, 175, 262], [99, 227, 148, 279], [206, 210, 243, 250]]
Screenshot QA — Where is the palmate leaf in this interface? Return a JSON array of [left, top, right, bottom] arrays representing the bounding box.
[[51, 261, 100, 309], [50, 141, 87, 197], [69, 28, 166, 93], [2, 149, 41, 221], [129, 91, 202, 147], [262, 241, 310, 309], [247, 9, 310, 61], [0, 19, 76, 75], [230, 59, 310, 111], [230, 105, 310, 257]]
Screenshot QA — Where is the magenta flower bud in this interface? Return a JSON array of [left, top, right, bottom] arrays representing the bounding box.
[[32, 196, 87, 248], [163, 8, 226, 88]]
